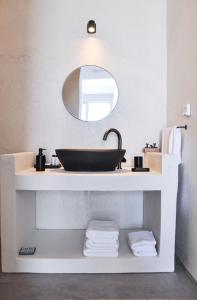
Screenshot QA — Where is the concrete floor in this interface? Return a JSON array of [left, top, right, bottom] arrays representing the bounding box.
[[0, 260, 197, 300]]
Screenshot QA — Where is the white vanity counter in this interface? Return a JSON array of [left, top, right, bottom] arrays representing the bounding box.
[[0, 152, 178, 273], [15, 167, 162, 191]]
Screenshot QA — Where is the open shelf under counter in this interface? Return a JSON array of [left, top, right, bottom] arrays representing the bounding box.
[[16, 229, 162, 273], [15, 167, 163, 191]]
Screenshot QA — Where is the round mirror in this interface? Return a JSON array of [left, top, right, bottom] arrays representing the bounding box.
[[62, 65, 118, 122]]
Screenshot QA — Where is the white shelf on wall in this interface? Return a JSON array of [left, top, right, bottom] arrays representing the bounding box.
[[16, 229, 161, 273], [17, 229, 137, 259]]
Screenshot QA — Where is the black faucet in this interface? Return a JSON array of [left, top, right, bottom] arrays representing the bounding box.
[[103, 128, 125, 169]]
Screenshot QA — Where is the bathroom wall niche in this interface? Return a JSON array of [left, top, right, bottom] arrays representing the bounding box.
[[62, 65, 119, 122]]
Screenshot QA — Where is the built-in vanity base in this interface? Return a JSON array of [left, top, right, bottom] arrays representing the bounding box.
[[0, 152, 178, 273]]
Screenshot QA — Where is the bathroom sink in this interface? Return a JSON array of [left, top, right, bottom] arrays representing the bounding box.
[[55, 149, 126, 171]]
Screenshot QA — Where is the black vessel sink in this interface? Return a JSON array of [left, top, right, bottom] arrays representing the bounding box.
[[55, 149, 126, 172]]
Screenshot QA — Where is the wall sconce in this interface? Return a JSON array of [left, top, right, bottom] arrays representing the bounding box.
[[87, 20, 96, 34]]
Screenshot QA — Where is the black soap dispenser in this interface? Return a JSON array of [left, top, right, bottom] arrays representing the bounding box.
[[36, 148, 46, 171]]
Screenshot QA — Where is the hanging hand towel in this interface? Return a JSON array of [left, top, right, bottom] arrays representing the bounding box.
[[162, 126, 182, 164]]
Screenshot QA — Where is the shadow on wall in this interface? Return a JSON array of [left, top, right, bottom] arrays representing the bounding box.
[[0, 1, 27, 154], [175, 165, 191, 261]]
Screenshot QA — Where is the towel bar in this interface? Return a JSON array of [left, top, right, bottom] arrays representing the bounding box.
[[177, 125, 187, 130]]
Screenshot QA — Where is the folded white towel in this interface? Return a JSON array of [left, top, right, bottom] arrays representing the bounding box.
[[86, 220, 119, 241], [83, 248, 118, 257], [87, 220, 119, 234], [132, 248, 157, 257], [128, 231, 156, 250], [162, 126, 182, 164], [85, 238, 119, 250], [128, 231, 157, 257], [130, 245, 156, 252], [86, 234, 118, 242]]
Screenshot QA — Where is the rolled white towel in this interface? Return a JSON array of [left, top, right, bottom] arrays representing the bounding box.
[[86, 220, 119, 241], [85, 238, 119, 250], [128, 231, 156, 250]]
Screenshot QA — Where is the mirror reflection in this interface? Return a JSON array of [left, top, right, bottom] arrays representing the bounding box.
[[62, 65, 118, 122]]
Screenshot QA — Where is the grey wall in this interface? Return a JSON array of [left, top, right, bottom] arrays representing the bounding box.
[[0, 1, 167, 229], [0, 0, 167, 159], [167, 0, 197, 280]]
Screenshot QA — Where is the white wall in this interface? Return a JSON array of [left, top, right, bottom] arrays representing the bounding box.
[[167, 0, 197, 280], [0, 1, 167, 229]]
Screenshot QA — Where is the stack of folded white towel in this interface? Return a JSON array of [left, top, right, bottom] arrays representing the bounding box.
[[128, 230, 157, 257], [83, 220, 119, 257]]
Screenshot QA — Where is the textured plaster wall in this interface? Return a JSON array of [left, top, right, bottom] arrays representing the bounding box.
[[0, 0, 167, 229], [0, 0, 166, 158], [167, 0, 197, 280]]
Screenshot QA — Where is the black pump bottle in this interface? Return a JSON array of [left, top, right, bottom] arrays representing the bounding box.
[[36, 148, 46, 171]]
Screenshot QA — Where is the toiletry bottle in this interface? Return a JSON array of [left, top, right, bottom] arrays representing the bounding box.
[[51, 154, 58, 166], [36, 148, 46, 171]]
